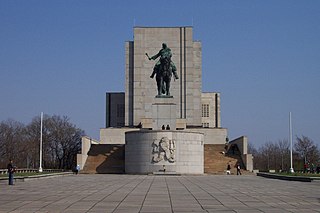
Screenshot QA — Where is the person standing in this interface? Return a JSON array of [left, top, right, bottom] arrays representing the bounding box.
[[236, 163, 242, 175], [76, 165, 80, 175], [226, 162, 231, 175], [7, 159, 15, 185]]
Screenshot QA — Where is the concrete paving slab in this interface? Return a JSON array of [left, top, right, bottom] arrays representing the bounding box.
[[1, 174, 320, 212]]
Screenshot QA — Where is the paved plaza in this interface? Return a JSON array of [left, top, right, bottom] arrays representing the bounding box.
[[0, 174, 319, 213]]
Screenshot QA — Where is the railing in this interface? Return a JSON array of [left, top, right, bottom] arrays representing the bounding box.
[[0, 168, 66, 175]]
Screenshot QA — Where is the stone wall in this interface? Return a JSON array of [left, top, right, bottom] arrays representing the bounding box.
[[100, 128, 140, 144], [125, 27, 202, 127], [201, 92, 221, 128], [77, 136, 99, 170], [100, 127, 227, 145], [229, 136, 253, 171], [187, 127, 227, 145], [106, 92, 125, 127], [125, 130, 204, 174]]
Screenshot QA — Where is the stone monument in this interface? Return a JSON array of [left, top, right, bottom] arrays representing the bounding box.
[[125, 41, 204, 174], [77, 27, 253, 175]]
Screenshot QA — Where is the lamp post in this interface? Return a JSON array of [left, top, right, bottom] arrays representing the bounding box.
[[289, 112, 294, 173], [39, 112, 43, 172]]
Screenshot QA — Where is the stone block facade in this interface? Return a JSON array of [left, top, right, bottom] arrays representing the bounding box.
[[125, 27, 202, 127]]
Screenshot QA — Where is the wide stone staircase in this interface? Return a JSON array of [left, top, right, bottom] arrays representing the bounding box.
[[82, 143, 250, 175], [204, 144, 247, 174], [82, 144, 125, 174]]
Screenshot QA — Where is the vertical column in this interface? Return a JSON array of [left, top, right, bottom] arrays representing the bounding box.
[[215, 93, 221, 128], [180, 27, 183, 119], [184, 27, 187, 119], [106, 93, 110, 127], [125, 41, 134, 126], [179, 27, 187, 120]]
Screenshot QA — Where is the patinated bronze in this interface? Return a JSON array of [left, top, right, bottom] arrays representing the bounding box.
[[147, 43, 179, 97]]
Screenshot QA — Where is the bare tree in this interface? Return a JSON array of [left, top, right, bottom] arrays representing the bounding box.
[[26, 114, 84, 169], [0, 119, 27, 168], [256, 142, 274, 171], [295, 135, 319, 165], [252, 139, 290, 172], [239, 136, 318, 172], [248, 142, 257, 155], [248, 143, 261, 170], [0, 114, 84, 170], [278, 139, 290, 171]]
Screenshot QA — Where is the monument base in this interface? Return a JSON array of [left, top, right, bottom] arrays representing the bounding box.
[[125, 130, 204, 174], [152, 97, 176, 130], [152, 171, 180, 176], [155, 95, 173, 98]]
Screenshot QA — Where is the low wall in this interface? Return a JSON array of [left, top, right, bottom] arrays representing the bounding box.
[[77, 136, 99, 170], [257, 172, 313, 182], [100, 128, 140, 144], [0, 169, 66, 175], [187, 128, 227, 145], [229, 136, 253, 171]]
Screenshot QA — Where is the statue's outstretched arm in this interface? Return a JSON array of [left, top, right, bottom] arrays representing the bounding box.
[[145, 53, 151, 60], [150, 50, 161, 60]]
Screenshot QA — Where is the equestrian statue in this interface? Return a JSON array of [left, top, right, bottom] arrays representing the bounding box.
[[146, 43, 179, 97]]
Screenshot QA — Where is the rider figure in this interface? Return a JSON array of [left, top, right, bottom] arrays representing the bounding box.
[[149, 43, 179, 80]]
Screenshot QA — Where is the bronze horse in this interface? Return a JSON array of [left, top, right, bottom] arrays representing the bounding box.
[[156, 56, 173, 96], [147, 43, 179, 96]]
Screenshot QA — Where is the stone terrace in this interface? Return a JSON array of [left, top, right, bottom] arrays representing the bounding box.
[[0, 174, 319, 213]]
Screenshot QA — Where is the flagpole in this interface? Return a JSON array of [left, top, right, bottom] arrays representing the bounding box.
[[39, 112, 43, 172], [289, 112, 294, 173]]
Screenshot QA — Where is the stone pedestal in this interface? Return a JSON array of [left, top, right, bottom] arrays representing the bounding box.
[[125, 130, 204, 174], [152, 97, 176, 130]]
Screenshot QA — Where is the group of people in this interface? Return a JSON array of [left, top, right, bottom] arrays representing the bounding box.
[[303, 162, 320, 174], [227, 162, 242, 175], [161, 124, 170, 130]]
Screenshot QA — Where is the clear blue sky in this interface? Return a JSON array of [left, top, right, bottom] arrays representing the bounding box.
[[1, 1, 319, 148]]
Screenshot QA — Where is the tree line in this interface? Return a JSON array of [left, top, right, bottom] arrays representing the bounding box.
[[249, 135, 320, 172], [1, 114, 318, 173], [0, 114, 84, 170]]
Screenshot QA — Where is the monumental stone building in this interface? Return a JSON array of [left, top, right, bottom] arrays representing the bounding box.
[[78, 27, 253, 174]]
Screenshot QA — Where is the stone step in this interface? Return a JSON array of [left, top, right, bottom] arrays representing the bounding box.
[[82, 144, 125, 174], [204, 144, 245, 174]]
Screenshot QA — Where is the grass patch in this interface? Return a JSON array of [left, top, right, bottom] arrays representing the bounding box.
[[277, 172, 320, 177], [0, 172, 55, 178]]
